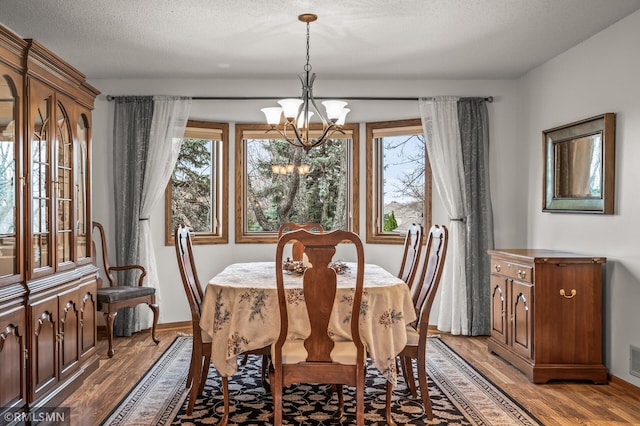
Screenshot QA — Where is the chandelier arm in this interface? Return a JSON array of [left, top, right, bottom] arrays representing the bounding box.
[[265, 126, 304, 149], [286, 121, 311, 150], [306, 123, 339, 150], [307, 76, 329, 127]]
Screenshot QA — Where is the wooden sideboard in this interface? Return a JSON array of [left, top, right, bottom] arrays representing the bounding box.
[[487, 249, 608, 384]]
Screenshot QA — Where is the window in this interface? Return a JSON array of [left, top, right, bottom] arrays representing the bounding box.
[[366, 119, 432, 244], [165, 120, 228, 245], [235, 123, 359, 243]]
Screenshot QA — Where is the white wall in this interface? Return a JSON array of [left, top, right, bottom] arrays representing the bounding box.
[[89, 78, 521, 332], [519, 10, 640, 386]]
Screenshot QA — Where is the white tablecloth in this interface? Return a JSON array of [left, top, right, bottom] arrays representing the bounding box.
[[199, 262, 416, 385]]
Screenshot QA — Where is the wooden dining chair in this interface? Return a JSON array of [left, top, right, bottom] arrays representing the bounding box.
[[174, 225, 270, 419], [397, 223, 424, 286], [271, 229, 367, 425], [277, 222, 324, 261], [92, 221, 159, 358], [386, 224, 448, 424]]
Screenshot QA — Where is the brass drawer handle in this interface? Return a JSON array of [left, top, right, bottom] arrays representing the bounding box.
[[517, 270, 526, 279], [494, 264, 501, 272], [560, 288, 577, 299]]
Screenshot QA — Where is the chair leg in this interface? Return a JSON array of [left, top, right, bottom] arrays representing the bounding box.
[[385, 381, 396, 426], [198, 353, 211, 395], [219, 376, 229, 426], [260, 355, 270, 392], [356, 374, 365, 426], [104, 312, 117, 358], [417, 352, 433, 420], [187, 365, 198, 414], [335, 385, 344, 419], [186, 344, 196, 390], [187, 341, 203, 415], [402, 356, 418, 398], [148, 302, 160, 344], [240, 354, 249, 365], [271, 371, 282, 426]]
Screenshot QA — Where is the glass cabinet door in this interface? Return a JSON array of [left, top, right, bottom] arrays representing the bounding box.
[[75, 114, 89, 262], [31, 97, 52, 272], [55, 102, 73, 266], [0, 75, 19, 279]]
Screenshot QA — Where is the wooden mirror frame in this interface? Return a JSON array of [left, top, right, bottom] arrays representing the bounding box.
[[542, 113, 615, 214]]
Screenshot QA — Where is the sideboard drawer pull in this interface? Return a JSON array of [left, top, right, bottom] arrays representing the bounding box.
[[517, 270, 526, 279], [560, 288, 577, 299], [494, 264, 501, 272]]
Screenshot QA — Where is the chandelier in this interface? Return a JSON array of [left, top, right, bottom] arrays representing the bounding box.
[[271, 163, 311, 175], [261, 14, 349, 152]]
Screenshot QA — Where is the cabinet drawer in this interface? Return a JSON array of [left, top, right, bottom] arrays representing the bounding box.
[[491, 259, 533, 283]]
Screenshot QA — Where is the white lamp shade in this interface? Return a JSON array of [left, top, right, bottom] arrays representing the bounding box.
[[322, 100, 348, 121], [261, 107, 283, 125], [336, 108, 350, 126], [278, 99, 303, 119]]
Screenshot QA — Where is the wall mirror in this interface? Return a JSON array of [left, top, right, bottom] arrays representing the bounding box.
[[543, 113, 615, 214]]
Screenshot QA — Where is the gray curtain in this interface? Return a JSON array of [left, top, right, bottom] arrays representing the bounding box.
[[458, 98, 494, 336], [112, 96, 154, 336], [110, 95, 191, 336]]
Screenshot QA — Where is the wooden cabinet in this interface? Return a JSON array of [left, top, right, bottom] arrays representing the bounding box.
[[28, 272, 97, 405], [488, 249, 608, 384], [0, 24, 100, 415], [0, 300, 28, 417]]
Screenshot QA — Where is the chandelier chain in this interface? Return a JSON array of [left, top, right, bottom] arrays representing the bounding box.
[[305, 21, 311, 72]]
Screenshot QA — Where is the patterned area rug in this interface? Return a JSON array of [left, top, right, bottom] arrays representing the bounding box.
[[100, 336, 542, 425]]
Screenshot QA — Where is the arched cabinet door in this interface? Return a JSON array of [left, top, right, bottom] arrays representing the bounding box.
[[26, 81, 55, 278], [75, 110, 91, 265], [54, 95, 76, 272], [0, 70, 22, 283]]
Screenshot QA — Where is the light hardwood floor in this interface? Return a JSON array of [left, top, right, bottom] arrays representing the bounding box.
[[63, 327, 640, 425]]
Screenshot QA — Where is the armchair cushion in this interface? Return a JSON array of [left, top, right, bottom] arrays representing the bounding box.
[[97, 286, 156, 304]]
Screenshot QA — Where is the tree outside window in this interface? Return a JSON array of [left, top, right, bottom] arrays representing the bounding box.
[[235, 123, 359, 243], [165, 120, 228, 245], [366, 119, 432, 244]]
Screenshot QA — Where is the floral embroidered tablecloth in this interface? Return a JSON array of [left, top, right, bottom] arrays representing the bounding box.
[[199, 262, 416, 385]]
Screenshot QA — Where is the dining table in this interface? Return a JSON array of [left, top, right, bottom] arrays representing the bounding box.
[[199, 261, 416, 385]]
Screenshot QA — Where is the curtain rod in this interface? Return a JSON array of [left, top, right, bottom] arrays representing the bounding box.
[[105, 95, 493, 102]]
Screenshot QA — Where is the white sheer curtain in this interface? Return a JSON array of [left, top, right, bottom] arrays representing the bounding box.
[[419, 96, 469, 335], [134, 96, 191, 330]]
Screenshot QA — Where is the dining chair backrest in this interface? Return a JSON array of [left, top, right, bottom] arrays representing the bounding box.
[[410, 225, 448, 329], [385, 224, 448, 424], [273, 229, 367, 424], [174, 225, 204, 322], [397, 223, 424, 286], [277, 222, 324, 261], [274, 228, 365, 364]]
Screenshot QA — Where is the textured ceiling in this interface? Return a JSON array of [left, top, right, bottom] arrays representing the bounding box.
[[1, 0, 640, 80]]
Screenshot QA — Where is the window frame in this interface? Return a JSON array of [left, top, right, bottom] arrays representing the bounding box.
[[165, 120, 229, 245], [234, 123, 359, 243], [365, 118, 432, 244]]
